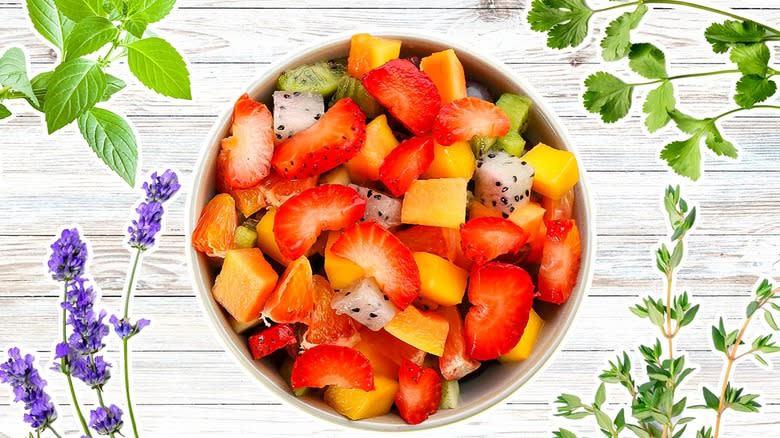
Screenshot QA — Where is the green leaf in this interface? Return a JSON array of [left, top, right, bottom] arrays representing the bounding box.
[[668, 110, 709, 135], [554, 429, 578, 438], [127, 0, 176, 23], [26, 71, 52, 111], [629, 43, 668, 79], [44, 58, 106, 133], [661, 135, 702, 181], [0, 104, 11, 120], [54, 0, 104, 22], [77, 107, 137, 186], [614, 408, 626, 431], [626, 424, 650, 438], [527, 0, 594, 49], [704, 20, 769, 53], [594, 408, 613, 432], [747, 300, 760, 317], [766, 309, 779, 331], [704, 123, 738, 158], [583, 72, 633, 123], [643, 81, 675, 132], [754, 354, 768, 367], [735, 75, 777, 108], [594, 382, 606, 407], [127, 37, 191, 99], [702, 386, 720, 410], [681, 304, 699, 327], [125, 19, 149, 38], [64, 17, 118, 61], [730, 43, 770, 76], [0, 48, 37, 104], [102, 73, 126, 101], [25, 0, 75, 51], [601, 4, 647, 61], [670, 240, 684, 268]]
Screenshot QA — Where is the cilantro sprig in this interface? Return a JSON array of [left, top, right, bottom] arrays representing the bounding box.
[[553, 186, 780, 438], [528, 0, 780, 181], [0, 0, 192, 186]]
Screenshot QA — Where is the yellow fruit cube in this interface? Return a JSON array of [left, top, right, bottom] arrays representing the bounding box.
[[345, 115, 399, 184], [422, 141, 476, 180], [401, 178, 467, 229], [353, 337, 399, 378], [324, 375, 399, 420], [255, 208, 289, 266], [508, 202, 546, 236], [468, 200, 501, 220], [499, 309, 544, 362], [521, 143, 579, 200], [413, 252, 468, 306], [385, 305, 449, 356], [324, 231, 365, 289], [347, 34, 402, 79], [319, 166, 351, 186]]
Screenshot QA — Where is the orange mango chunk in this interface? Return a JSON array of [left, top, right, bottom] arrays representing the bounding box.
[[384, 305, 449, 356], [413, 252, 468, 307], [420, 49, 467, 104], [521, 143, 579, 200], [324, 231, 365, 289], [255, 207, 290, 266], [347, 34, 402, 78], [212, 248, 279, 323], [422, 141, 476, 180], [324, 375, 399, 420], [345, 114, 399, 184]]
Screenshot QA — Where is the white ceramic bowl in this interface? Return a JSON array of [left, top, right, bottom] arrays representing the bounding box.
[[186, 30, 596, 431]]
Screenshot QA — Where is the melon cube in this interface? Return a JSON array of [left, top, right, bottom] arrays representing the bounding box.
[[347, 34, 402, 79], [422, 141, 476, 180], [499, 309, 544, 362], [508, 202, 546, 238], [413, 252, 468, 307], [353, 336, 399, 378], [324, 231, 365, 289], [345, 114, 399, 184], [331, 277, 398, 331], [212, 248, 279, 323], [384, 305, 449, 356], [324, 375, 399, 420], [255, 208, 290, 266], [401, 178, 467, 229], [521, 143, 579, 200]]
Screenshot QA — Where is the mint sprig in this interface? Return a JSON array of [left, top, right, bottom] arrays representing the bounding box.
[[0, 0, 191, 186]]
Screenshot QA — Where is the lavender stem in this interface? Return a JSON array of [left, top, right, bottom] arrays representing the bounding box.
[[46, 425, 63, 438], [121, 248, 143, 438], [61, 283, 92, 438]]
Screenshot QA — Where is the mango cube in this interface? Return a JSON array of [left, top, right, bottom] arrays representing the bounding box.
[[345, 114, 399, 183], [319, 166, 351, 186], [508, 202, 546, 238], [401, 178, 467, 229], [324, 231, 365, 289], [255, 208, 290, 266], [324, 375, 399, 420], [347, 34, 402, 78], [353, 336, 399, 378], [212, 248, 279, 323], [384, 305, 449, 356], [521, 143, 579, 200], [423, 141, 476, 180], [413, 252, 468, 306], [499, 309, 544, 362]]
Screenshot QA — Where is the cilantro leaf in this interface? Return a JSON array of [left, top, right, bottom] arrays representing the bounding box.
[[583, 72, 633, 123], [704, 124, 738, 158], [601, 4, 647, 61], [643, 81, 675, 132], [668, 109, 709, 134], [704, 20, 769, 53], [730, 43, 770, 76], [629, 43, 668, 79], [734, 74, 777, 108], [663, 110, 739, 178], [528, 0, 594, 49], [661, 134, 702, 181]]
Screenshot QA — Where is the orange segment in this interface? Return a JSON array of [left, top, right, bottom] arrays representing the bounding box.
[[360, 329, 426, 366], [262, 256, 314, 324], [347, 34, 402, 78], [344, 114, 399, 184], [420, 49, 467, 104], [212, 248, 279, 323], [231, 185, 267, 217], [192, 193, 238, 258], [384, 305, 450, 356], [304, 275, 360, 347]]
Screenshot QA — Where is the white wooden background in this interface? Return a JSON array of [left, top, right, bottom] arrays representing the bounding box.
[[1, 1, 780, 436]]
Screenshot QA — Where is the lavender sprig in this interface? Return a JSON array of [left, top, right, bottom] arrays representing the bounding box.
[[0, 348, 60, 437], [90, 404, 124, 436]]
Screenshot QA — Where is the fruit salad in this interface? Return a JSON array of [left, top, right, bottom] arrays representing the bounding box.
[[192, 33, 583, 425]]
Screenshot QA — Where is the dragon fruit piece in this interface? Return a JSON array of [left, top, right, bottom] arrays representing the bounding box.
[[272, 91, 325, 141], [331, 277, 398, 331], [474, 150, 534, 218], [348, 184, 402, 229]]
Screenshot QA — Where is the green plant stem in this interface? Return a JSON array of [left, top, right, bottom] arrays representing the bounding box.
[[94, 385, 116, 438], [713, 105, 780, 121], [121, 248, 143, 438], [664, 271, 675, 359], [629, 69, 740, 86], [99, 25, 125, 69], [46, 426, 63, 438], [61, 283, 92, 438]]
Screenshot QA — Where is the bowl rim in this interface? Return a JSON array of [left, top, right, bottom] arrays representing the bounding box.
[[185, 28, 597, 432]]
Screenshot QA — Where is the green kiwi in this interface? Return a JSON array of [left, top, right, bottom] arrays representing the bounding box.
[[280, 357, 308, 397], [496, 93, 533, 134], [498, 132, 527, 157], [329, 76, 382, 119], [470, 135, 497, 157], [233, 225, 258, 249], [276, 60, 345, 97], [439, 379, 460, 410]]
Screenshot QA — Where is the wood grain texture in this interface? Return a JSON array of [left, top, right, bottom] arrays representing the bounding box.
[[1, 0, 780, 436]]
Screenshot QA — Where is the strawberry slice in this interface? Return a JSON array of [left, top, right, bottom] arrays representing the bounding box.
[[362, 59, 442, 135], [438, 306, 480, 381], [274, 184, 366, 260], [538, 219, 582, 304], [432, 97, 511, 146], [331, 222, 421, 309], [394, 225, 471, 269], [304, 275, 360, 347], [218, 94, 275, 190], [192, 193, 238, 258], [247, 324, 297, 360], [460, 217, 530, 265], [290, 344, 374, 391], [262, 256, 315, 324], [464, 262, 534, 360], [272, 98, 366, 179], [395, 359, 442, 425], [378, 136, 435, 197]]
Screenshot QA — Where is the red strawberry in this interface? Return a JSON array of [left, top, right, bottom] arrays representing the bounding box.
[[362, 59, 442, 135], [394, 225, 472, 269], [464, 262, 534, 360], [218, 94, 275, 190], [272, 98, 366, 179], [395, 359, 442, 425], [538, 219, 582, 304], [274, 184, 366, 260], [378, 136, 435, 197], [438, 306, 480, 381], [432, 97, 511, 146], [459, 217, 530, 265], [290, 344, 374, 391], [247, 324, 297, 360], [331, 222, 420, 309]]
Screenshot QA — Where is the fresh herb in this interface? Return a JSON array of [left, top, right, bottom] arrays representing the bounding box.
[[553, 186, 779, 438], [0, 0, 191, 186], [527, 0, 780, 180]]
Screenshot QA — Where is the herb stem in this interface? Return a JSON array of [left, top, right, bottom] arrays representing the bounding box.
[[593, 1, 640, 13], [713, 105, 780, 122], [61, 283, 92, 438], [629, 69, 740, 87], [121, 248, 143, 438], [94, 386, 117, 438], [46, 425, 63, 438], [664, 271, 674, 359]]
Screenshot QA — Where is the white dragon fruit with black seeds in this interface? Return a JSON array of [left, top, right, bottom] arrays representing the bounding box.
[[348, 184, 402, 229], [272, 91, 324, 141], [474, 150, 534, 218], [331, 277, 398, 331]]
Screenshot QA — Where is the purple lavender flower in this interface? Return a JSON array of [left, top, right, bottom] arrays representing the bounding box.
[[143, 169, 180, 203], [109, 315, 150, 340], [71, 356, 111, 389], [127, 201, 163, 250], [0, 348, 57, 430], [62, 279, 109, 356], [90, 404, 123, 435], [48, 228, 87, 282]]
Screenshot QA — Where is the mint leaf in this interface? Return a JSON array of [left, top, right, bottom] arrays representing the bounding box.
[[583, 72, 633, 123], [643, 81, 675, 132], [125, 19, 148, 38], [730, 43, 770, 76], [44, 58, 106, 133], [102, 73, 126, 101], [26, 0, 75, 51], [705, 20, 768, 53], [0, 48, 37, 104], [64, 17, 118, 61], [601, 4, 647, 61], [127, 37, 191, 99], [661, 134, 702, 181], [0, 104, 10, 120], [54, 0, 104, 22], [528, 0, 593, 49], [734, 75, 776, 108], [629, 43, 667, 80], [27, 71, 52, 111], [77, 107, 138, 186], [704, 123, 738, 158], [127, 0, 176, 23]]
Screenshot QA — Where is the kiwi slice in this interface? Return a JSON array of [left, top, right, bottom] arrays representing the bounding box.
[[276, 60, 345, 97], [470, 135, 496, 157], [496, 93, 533, 135], [498, 132, 527, 157], [439, 380, 460, 410], [330, 76, 382, 119], [233, 225, 258, 249]]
